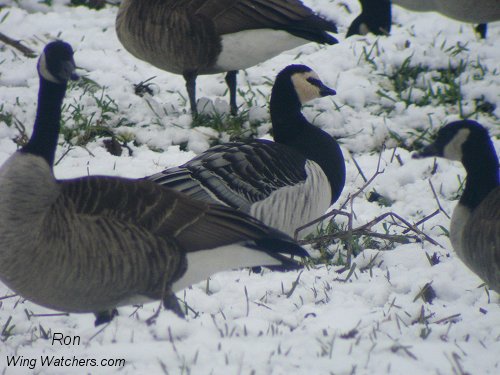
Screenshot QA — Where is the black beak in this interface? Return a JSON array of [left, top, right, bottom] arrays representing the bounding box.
[[59, 59, 79, 82], [412, 142, 441, 159], [319, 82, 336, 97]]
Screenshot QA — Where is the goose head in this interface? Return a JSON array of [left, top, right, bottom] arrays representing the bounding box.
[[37, 40, 78, 85], [272, 64, 336, 108], [412, 120, 496, 166]]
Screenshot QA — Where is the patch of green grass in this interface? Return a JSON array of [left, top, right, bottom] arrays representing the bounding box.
[[303, 220, 385, 267], [191, 110, 262, 147], [389, 126, 436, 151], [60, 76, 135, 147], [382, 56, 468, 109], [0, 102, 29, 147], [379, 50, 498, 119]]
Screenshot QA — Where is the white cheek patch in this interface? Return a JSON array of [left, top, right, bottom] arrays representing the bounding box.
[[443, 128, 470, 161], [38, 53, 62, 84], [291, 71, 322, 104]]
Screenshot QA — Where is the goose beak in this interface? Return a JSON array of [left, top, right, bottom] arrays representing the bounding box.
[[60, 59, 79, 82], [412, 142, 441, 159], [318, 83, 336, 97]]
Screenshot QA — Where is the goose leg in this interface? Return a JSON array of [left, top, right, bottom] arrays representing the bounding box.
[[183, 71, 198, 116], [475, 23, 487, 39], [225, 70, 238, 115], [163, 292, 185, 318], [94, 308, 118, 326]]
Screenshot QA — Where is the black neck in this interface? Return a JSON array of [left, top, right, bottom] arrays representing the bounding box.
[[460, 142, 499, 210], [270, 88, 346, 203], [22, 77, 67, 166]]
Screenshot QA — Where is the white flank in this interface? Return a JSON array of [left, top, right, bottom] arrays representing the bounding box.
[[117, 295, 156, 307], [249, 160, 332, 238], [171, 244, 281, 293], [216, 29, 308, 71]]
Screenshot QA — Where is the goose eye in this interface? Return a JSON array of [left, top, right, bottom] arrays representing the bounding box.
[[306, 77, 321, 87]]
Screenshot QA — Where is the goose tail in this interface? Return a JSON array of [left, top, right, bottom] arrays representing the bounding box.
[[171, 233, 309, 293]]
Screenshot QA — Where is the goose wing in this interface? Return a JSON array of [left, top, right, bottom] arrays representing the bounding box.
[[59, 175, 306, 255], [462, 186, 500, 291], [194, 0, 338, 43], [36, 176, 306, 311], [147, 139, 309, 211]]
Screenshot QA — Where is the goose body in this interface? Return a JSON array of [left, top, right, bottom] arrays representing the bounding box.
[[0, 41, 308, 320], [116, 0, 338, 115], [393, 0, 499, 23], [414, 120, 499, 292], [148, 65, 345, 237], [347, 0, 500, 37]]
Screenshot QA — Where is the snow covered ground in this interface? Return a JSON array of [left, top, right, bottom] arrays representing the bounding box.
[[0, 1, 499, 374]]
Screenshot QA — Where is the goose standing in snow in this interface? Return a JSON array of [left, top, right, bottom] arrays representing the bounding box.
[[148, 64, 345, 238], [347, 0, 500, 38], [413, 120, 499, 292], [115, 0, 338, 116], [0, 41, 309, 325]]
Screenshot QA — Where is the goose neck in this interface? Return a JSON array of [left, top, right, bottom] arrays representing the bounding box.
[[460, 146, 499, 210], [22, 78, 67, 167], [270, 94, 308, 142]]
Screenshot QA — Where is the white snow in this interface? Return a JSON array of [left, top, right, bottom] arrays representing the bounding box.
[[0, 1, 499, 374]]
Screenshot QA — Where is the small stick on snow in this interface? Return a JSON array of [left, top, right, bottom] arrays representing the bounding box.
[[0, 32, 36, 58], [429, 180, 451, 219]]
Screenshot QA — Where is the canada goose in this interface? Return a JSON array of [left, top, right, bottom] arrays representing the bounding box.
[[347, 0, 500, 37], [413, 120, 499, 292], [0, 41, 309, 325], [115, 0, 338, 116], [148, 64, 345, 237]]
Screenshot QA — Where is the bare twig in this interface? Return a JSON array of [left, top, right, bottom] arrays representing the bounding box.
[[296, 147, 386, 266], [433, 313, 461, 325], [429, 180, 451, 219], [0, 294, 17, 301], [295, 209, 352, 239], [0, 32, 36, 58], [300, 228, 418, 246], [29, 312, 69, 318], [351, 155, 367, 182], [87, 324, 108, 343], [54, 146, 74, 166], [402, 209, 439, 234], [301, 211, 444, 251], [340, 146, 386, 211]]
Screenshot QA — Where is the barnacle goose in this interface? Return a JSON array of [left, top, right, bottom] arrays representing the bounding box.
[[148, 64, 346, 237]]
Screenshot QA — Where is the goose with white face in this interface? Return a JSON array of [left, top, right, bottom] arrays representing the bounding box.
[[412, 120, 500, 293], [291, 70, 337, 104], [442, 128, 470, 161], [37, 40, 78, 85], [412, 123, 471, 162]]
